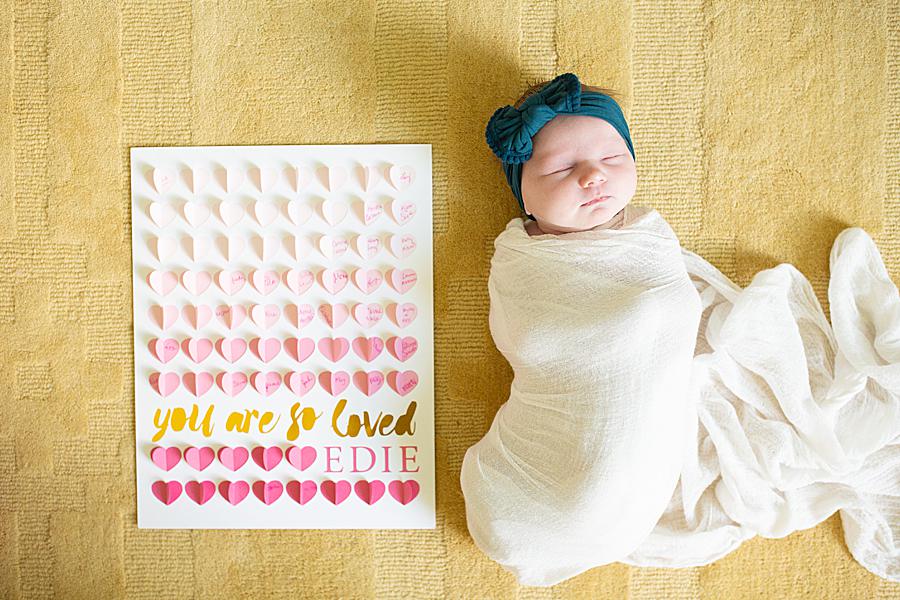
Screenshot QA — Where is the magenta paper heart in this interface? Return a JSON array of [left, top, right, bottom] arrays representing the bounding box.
[[149, 338, 179, 363], [318, 371, 350, 396], [351, 336, 384, 362], [215, 304, 247, 329], [149, 371, 180, 397], [285, 371, 316, 397], [181, 270, 212, 295], [217, 270, 247, 295], [181, 338, 213, 363], [318, 268, 348, 295], [352, 303, 383, 328], [183, 446, 215, 471], [151, 480, 182, 505], [286, 303, 315, 329], [250, 337, 281, 362], [215, 338, 247, 363], [353, 370, 385, 396], [387, 336, 418, 362], [387, 370, 418, 396], [182, 371, 214, 397], [149, 305, 178, 329], [352, 268, 383, 295], [317, 337, 349, 362], [251, 269, 279, 295], [318, 303, 349, 328], [284, 269, 314, 294], [217, 446, 249, 471], [285, 480, 317, 505], [284, 338, 315, 363], [320, 480, 352, 505], [252, 480, 284, 505], [185, 480, 216, 505], [388, 233, 416, 259], [388, 268, 417, 294], [251, 446, 283, 471], [218, 480, 250, 505], [250, 371, 281, 396], [285, 445, 317, 471], [388, 480, 420, 505], [389, 302, 418, 328], [150, 446, 181, 470], [355, 480, 386, 505], [250, 304, 280, 329], [181, 304, 212, 329], [216, 371, 248, 397], [147, 270, 177, 296]]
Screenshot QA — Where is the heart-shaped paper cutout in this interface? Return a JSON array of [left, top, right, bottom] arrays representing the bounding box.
[[387, 370, 418, 396], [149, 305, 178, 329], [150, 446, 181, 470], [388, 268, 417, 294], [253, 200, 279, 226], [352, 268, 383, 295], [218, 201, 244, 227], [318, 235, 348, 259], [319, 268, 348, 295], [388, 164, 415, 190], [250, 337, 282, 363], [147, 270, 178, 296], [251, 445, 284, 471], [218, 480, 250, 505], [224, 168, 245, 194], [318, 371, 350, 396], [352, 303, 383, 328], [389, 233, 417, 259], [151, 480, 182, 505], [250, 303, 281, 329], [285, 164, 312, 193], [390, 199, 416, 225], [287, 200, 312, 226], [183, 446, 215, 471], [355, 480, 386, 505], [284, 338, 316, 363], [185, 480, 215, 505], [318, 303, 349, 328], [326, 165, 347, 192], [353, 370, 385, 396], [185, 166, 210, 194], [285, 304, 315, 329], [289, 234, 313, 260], [352, 336, 384, 362], [286, 445, 317, 471], [222, 235, 246, 261], [153, 236, 178, 262], [182, 371, 214, 397], [152, 167, 176, 194], [217, 446, 249, 471], [217, 270, 247, 295], [250, 371, 282, 396], [285, 480, 317, 504], [215, 304, 247, 329], [363, 200, 383, 226], [183, 201, 211, 228], [320, 480, 351, 505], [387, 336, 418, 362], [149, 338, 179, 363], [321, 199, 347, 226], [317, 337, 349, 362], [181, 338, 213, 363], [360, 165, 379, 191], [216, 338, 247, 363], [181, 270, 212, 295], [216, 371, 248, 396], [252, 480, 284, 505], [354, 234, 382, 259], [255, 234, 280, 261], [388, 479, 420, 505], [184, 236, 211, 261], [251, 269, 280, 296], [148, 202, 176, 227], [389, 302, 418, 328], [284, 269, 315, 295], [285, 370, 316, 397], [149, 371, 180, 397], [181, 304, 212, 330], [257, 167, 279, 193]]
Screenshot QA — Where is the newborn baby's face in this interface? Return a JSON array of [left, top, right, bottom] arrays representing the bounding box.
[[520, 115, 637, 234]]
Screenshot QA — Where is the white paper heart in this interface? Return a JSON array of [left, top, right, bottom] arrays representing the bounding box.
[[389, 233, 416, 258], [225, 168, 245, 193], [186, 167, 210, 194], [287, 201, 312, 226], [148, 201, 176, 227], [254, 201, 279, 227], [184, 236, 211, 262], [390, 199, 416, 225], [153, 236, 178, 262], [363, 199, 383, 226], [388, 164, 415, 190], [354, 234, 381, 259], [361, 165, 379, 191], [256, 234, 281, 261], [258, 167, 279, 193], [183, 201, 210, 228], [223, 235, 246, 262], [289, 235, 313, 260], [152, 167, 176, 194], [285, 164, 312, 193], [327, 165, 347, 192], [219, 201, 244, 227], [318, 235, 348, 259], [321, 200, 347, 226]]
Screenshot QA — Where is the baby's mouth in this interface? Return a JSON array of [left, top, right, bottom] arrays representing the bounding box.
[[582, 196, 611, 207]]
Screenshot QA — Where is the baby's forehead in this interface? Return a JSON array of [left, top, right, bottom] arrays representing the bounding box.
[[532, 117, 623, 159]]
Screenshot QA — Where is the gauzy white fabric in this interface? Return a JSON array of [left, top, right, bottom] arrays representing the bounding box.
[[459, 207, 900, 587]]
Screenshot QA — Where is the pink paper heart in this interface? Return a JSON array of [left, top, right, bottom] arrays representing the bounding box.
[[215, 338, 247, 363], [215, 304, 247, 329], [388, 480, 420, 505], [390, 302, 418, 328], [387, 336, 418, 362], [319, 268, 348, 295], [285, 480, 317, 505], [352, 303, 383, 328], [317, 337, 349, 362], [151, 480, 182, 505], [387, 370, 418, 396], [318, 303, 349, 328], [352, 336, 384, 362], [217, 446, 249, 471], [181, 304, 212, 329], [181, 338, 213, 363], [148, 338, 179, 363], [150, 446, 182, 470], [362, 200, 383, 226], [284, 269, 314, 295], [388, 268, 417, 294], [147, 270, 177, 296], [284, 338, 316, 363], [149, 371, 180, 397], [250, 303, 280, 329], [182, 371, 214, 397], [183, 446, 215, 471], [318, 371, 350, 396], [285, 371, 316, 397], [251, 446, 284, 471], [185, 480, 216, 505], [250, 337, 281, 362], [148, 305, 178, 329], [218, 480, 250, 505], [355, 480, 386, 505], [251, 269, 280, 296], [286, 304, 315, 329], [216, 371, 248, 397], [318, 234, 348, 259], [320, 480, 352, 505], [352, 268, 383, 295], [217, 270, 246, 295], [353, 370, 385, 396], [389, 233, 417, 258], [321, 199, 348, 226], [388, 164, 415, 190], [285, 445, 317, 471], [252, 480, 284, 505], [391, 199, 416, 225], [354, 234, 382, 259], [181, 270, 212, 295], [250, 371, 282, 396]]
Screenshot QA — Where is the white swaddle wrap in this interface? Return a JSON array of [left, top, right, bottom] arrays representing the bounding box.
[[459, 205, 900, 587]]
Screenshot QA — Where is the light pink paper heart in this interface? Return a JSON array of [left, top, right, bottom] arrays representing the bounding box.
[[150, 446, 182, 470], [363, 200, 383, 226], [185, 480, 215, 505], [388, 479, 420, 505], [181, 270, 212, 295], [319, 268, 348, 294], [387, 370, 418, 396], [216, 371, 248, 396], [215, 304, 247, 329], [149, 304, 178, 330], [151, 480, 182, 505], [390, 302, 418, 328], [320, 480, 351, 505], [250, 337, 281, 363], [181, 338, 213, 363], [183, 201, 210, 227], [147, 270, 177, 296], [215, 338, 247, 363], [149, 338, 179, 363], [318, 303, 349, 328], [148, 201, 176, 227], [285, 480, 317, 504], [250, 269, 279, 295], [251, 446, 284, 471], [287, 200, 312, 226], [217, 446, 249, 471], [318, 235, 348, 259], [321, 199, 347, 226], [390, 199, 416, 225], [354, 234, 382, 259], [250, 371, 282, 396], [352, 268, 383, 295], [182, 371, 214, 397], [317, 337, 349, 362], [284, 269, 314, 294], [388, 164, 415, 190], [152, 167, 176, 194], [218, 480, 249, 505], [318, 371, 350, 396], [181, 304, 212, 329], [352, 336, 385, 362], [355, 480, 386, 505], [286, 445, 317, 471], [285, 371, 316, 397], [286, 304, 315, 329], [387, 336, 418, 362], [352, 303, 383, 328], [353, 370, 385, 396], [252, 480, 284, 505], [217, 270, 246, 295], [250, 303, 280, 329], [218, 200, 244, 227], [183, 446, 215, 471], [389, 233, 417, 259], [149, 371, 180, 397], [284, 337, 316, 363], [388, 268, 417, 294]]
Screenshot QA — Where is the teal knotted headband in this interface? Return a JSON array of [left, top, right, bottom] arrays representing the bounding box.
[[485, 72, 635, 219]]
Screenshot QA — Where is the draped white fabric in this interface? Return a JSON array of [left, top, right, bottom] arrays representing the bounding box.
[[459, 207, 900, 587]]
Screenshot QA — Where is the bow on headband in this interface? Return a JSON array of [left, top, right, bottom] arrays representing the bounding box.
[[484, 72, 635, 217]]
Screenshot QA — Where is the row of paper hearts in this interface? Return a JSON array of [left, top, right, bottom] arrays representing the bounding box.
[[149, 369, 419, 397], [151, 478, 419, 506], [152, 444, 352, 472], [148, 232, 416, 263], [146, 267, 417, 296], [149, 302, 418, 330], [146, 196, 417, 229], [147, 163, 416, 196], [150, 335, 418, 364]]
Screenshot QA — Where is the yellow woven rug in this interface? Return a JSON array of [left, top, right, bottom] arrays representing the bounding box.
[[1, 1, 898, 598]]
